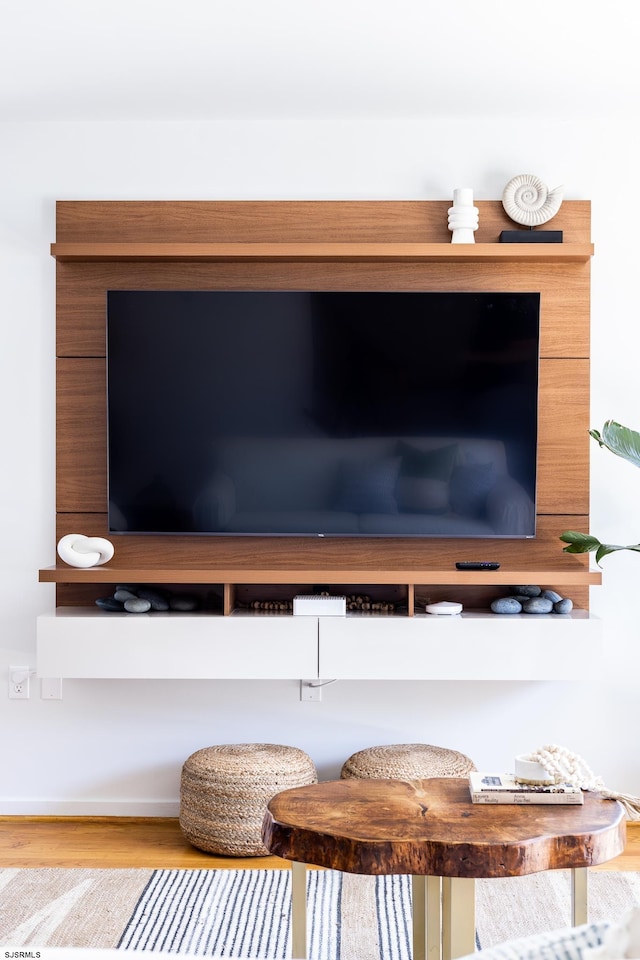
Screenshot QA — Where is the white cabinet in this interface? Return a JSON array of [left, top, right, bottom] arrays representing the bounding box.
[[36, 608, 319, 680], [37, 607, 600, 681], [318, 611, 601, 681]]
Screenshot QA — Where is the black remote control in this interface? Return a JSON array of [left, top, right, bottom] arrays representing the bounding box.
[[455, 561, 501, 571]]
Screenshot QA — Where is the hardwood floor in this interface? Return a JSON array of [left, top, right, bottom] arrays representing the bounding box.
[[1, 818, 639, 871], [0, 818, 286, 869]]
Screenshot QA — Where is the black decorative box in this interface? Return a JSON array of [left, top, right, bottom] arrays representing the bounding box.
[[500, 230, 563, 243]]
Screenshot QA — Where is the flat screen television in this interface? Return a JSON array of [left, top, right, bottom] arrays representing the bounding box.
[[106, 290, 540, 538]]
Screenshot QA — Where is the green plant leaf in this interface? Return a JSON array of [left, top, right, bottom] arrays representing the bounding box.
[[559, 531, 602, 552], [560, 530, 640, 564], [590, 421, 640, 469], [595, 543, 620, 563], [561, 422, 640, 565]]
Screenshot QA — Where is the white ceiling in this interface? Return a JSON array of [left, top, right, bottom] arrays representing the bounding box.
[[0, 0, 636, 122]]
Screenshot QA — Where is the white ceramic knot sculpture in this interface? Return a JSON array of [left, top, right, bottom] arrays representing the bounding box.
[[57, 533, 114, 568], [447, 188, 479, 243], [502, 173, 563, 227]]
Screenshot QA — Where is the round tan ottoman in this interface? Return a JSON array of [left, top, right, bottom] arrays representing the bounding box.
[[340, 742, 476, 780], [179, 742, 317, 856]]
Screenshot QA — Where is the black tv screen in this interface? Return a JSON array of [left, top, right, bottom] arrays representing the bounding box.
[[107, 290, 539, 538]]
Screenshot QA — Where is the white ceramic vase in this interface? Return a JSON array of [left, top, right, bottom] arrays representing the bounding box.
[[447, 188, 479, 243]]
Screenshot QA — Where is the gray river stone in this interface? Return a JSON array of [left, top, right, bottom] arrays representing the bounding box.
[[542, 589, 563, 603], [124, 597, 152, 613], [510, 584, 542, 597], [522, 596, 554, 614], [491, 597, 523, 614], [138, 587, 171, 611], [114, 587, 138, 602], [554, 597, 574, 614], [96, 596, 124, 612]]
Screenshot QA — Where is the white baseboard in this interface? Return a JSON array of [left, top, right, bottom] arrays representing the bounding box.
[[0, 799, 180, 817]]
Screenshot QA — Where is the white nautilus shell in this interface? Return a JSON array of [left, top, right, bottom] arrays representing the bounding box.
[[502, 174, 564, 227], [57, 533, 114, 567]]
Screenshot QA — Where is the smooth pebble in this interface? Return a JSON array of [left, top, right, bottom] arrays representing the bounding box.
[[510, 585, 541, 597], [522, 597, 553, 614], [541, 589, 563, 603], [124, 597, 152, 613], [114, 587, 138, 602], [96, 597, 124, 612], [138, 587, 170, 611], [491, 597, 523, 614], [554, 598, 573, 614]]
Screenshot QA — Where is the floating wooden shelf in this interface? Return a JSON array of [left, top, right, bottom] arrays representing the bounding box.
[[39, 566, 602, 586], [50, 241, 595, 264]]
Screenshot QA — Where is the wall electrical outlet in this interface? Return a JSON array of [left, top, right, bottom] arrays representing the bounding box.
[[9, 666, 31, 699]]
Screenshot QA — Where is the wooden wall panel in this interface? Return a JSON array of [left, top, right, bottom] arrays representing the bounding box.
[[52, 200, 593, 605], [56, 359, 106, 512], [54, 512, 590, 576], [55, 200, 592, 245], [56, 261, 590, 360], [537, 360, 590, 515]]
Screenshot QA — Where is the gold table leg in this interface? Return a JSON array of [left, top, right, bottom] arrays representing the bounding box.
[[442, 877, 475, 960], [571, 867, 588, 926], [290, 861, 307, 959], [412, 875, 443, 960]]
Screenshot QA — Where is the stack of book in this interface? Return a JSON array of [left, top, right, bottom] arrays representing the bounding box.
[[469, 772, 584, 805]]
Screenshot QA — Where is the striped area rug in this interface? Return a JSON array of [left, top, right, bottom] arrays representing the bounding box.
[[118, 869, 640, 958], [119, 869, 344, 958], [118, 869, 415, 959], [1, 867, 640, 955]]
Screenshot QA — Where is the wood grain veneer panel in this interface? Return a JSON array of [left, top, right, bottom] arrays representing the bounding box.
[[54, 513, 590, 575], [57, 359, 106, 512], [55, 200, 591, 245], [51, 242, 593, 263], [56, 261, 590, 359], [537, 359, 590, 515]]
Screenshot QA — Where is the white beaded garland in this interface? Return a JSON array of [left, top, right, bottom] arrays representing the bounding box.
[[517, 743, 640, 820], [520, 744, 604, 790]]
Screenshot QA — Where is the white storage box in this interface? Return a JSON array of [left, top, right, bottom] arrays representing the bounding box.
[[293, 595, 347, 616]]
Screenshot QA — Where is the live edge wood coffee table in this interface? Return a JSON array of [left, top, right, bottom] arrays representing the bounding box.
[[262, 777, 626, 960]]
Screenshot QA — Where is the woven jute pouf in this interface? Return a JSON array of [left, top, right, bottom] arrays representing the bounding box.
[[180, 742, 318, 856], [340, 742, 476, 780]]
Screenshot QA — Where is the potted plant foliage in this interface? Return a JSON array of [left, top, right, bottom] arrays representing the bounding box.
[[560, 420, 640, 563]]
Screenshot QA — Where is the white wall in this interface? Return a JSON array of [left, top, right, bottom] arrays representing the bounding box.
[[1, 116, 639, 814]]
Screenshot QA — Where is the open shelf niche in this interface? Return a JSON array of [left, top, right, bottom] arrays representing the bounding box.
[[39, 199, 599, 680]]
